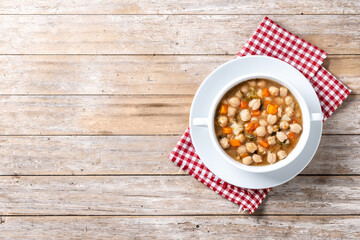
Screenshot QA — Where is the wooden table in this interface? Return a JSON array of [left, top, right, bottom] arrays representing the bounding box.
[[0, 1, 359, 239]]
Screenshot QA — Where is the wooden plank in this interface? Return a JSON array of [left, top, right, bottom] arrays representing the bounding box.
[[0, 95, 190, 135], [1, 216, 359, 239], [0, 15, 359, 54], [1, 0, 359, 14], [0, 55, 358, 95], [0, 95, 357, 135], [0, 176, 359, 215], [0, 135, 358, 175]]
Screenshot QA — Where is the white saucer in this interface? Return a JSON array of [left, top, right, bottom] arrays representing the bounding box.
[[189, 56, 322, 189]]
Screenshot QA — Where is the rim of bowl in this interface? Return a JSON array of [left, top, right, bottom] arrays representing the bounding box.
[[209, 73, 311, 173]]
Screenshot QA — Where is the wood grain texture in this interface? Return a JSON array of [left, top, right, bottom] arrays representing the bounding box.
[[0, 95, 356, 135], [1, 0, 360, 14], [0, 135, 358, 175], [1, 176, 359, 215], [1, 216, 360, 239], [1, 15, 359, 54], [0, 55, 358, 95]]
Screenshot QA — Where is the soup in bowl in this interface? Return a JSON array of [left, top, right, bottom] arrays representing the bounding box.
[[214, 79, 303, 166], [192, 72, 322, 173]]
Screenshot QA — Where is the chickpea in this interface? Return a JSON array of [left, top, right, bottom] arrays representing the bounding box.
[[267, 114, 278, 125], [285, 106, 294, 117], [290, 123, 302, 134], [285, 96, 293, 106], [252, 154, 262, 163], [236, 145, 247, 154], [228, 117, 235, 124], [257, 80, 266, 88], [269, 86, 279, 96], [251, 117, 259, 122], [235, 90, 243, 98], [241, 85, 249, 94], [276, 131, 288, 142], [240, 109, 251, 122], [227, 106, 237, 117], [231, 122, 243, 135], [281, 114, 291, 121], [280, 87, 288, 97], [246, 142, 258, 153], [279, 120, 289, 130], [259, 119, 268, 127], [248, 80, 256, 87], [267, 125, 274, 134], [242, 156, 253, 165], [261, 111, 267, 118], [267, 136, 276, 145], [256, 89, 262, 98], [254, 126, 266, 137], [220, 137, 230, 149], [226, 134, 234, 139], [249, 99, 261, 110], [218, 116, 228, 127], [277, 107, 283, 118], [258, 146, 266, 155], [267, 152, 277, 164], [228, 97, 241, 108], [235, 134, 246, 143], [275, 97, 284, 105], [277, 150, 287, 160]]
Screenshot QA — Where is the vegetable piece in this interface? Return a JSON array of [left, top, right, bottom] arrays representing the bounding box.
[[229, 139, 241, 147], [262, 88, 270, 97], [245, 134, 257, 142], [251, 110, 261, 116], [267, 104, 278, 115], [240, 100, 248, 109], [219, 104, 228, 115], [264, 100, 271, 108], [222, 127, 233, 134], [259, 140, 269, 148], [292, 120, 298, 124], [287, 131, 296, 140], [281, 139, 290, 148], [241, 153, 249, 158], [273, 125, 279, 132], [245, 122, 259, 132]]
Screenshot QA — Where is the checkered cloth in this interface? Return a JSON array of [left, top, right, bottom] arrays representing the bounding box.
[[169, 17, 351, 214]]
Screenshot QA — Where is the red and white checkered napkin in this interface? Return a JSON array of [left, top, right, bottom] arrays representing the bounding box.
[[169, 17, 351, 214]]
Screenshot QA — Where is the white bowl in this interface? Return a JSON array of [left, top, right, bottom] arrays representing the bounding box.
[[189, 56, 323, 188], [193, 73, 322, 173]]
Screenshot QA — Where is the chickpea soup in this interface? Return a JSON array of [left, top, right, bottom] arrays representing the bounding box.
[[215, 79, 303, 166]]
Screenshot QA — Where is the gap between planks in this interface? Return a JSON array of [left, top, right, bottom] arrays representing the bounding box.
[[1, 214, 360, 217], [0, 174, 359, 177]]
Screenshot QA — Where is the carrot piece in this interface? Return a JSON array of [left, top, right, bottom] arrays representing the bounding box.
[[259, 140, 269, 148], [245, 122, 259, 132], [230, 139, 241, 147], [267, 104, 278, 115], [241, 153, 249, 158], [240, 100, 248, 109], [222, 127, 232, 134], [251, 110, 261, 116], [262, 88, 270, 97], [287, 131, 296, 140], [264, 100, 271, 108], [219, 104, 228, 115]]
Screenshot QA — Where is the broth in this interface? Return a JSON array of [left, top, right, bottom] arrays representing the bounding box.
[[214, 79, 303, 166]]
